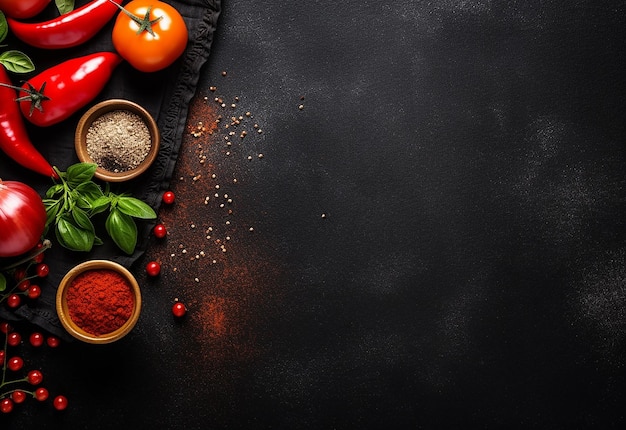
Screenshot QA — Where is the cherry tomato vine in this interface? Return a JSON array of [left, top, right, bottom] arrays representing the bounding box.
[[0, 240, 51, 308], [0, 320, 66, 414]]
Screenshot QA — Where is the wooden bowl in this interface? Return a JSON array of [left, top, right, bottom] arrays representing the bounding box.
[[75, 99, 160, 182], [56, 260, 142, 344]]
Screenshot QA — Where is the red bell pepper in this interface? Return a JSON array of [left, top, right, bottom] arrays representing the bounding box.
[[0, 65, 57, 178], [6, 0, 123, 50], [17, 52, 123, 127]]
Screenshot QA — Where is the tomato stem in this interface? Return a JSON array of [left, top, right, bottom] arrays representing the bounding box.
[[0, 387, 36, 398], [1, 334, 6, 385], [0, 239, 52, 271], [108, 0, 162, 36]]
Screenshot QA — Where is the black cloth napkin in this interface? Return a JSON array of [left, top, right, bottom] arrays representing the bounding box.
[[0, 0, 221, 339]]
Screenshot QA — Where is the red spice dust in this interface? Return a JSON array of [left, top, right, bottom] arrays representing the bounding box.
[[139, 90, 284, 366], [66, 269, 134, 336]]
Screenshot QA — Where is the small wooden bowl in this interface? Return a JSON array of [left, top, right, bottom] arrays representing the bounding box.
[[75, 99, 160, 182], [56, 260, 142, 344]]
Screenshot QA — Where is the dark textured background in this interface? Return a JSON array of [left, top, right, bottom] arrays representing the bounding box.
[[3, 0, 626, 428]]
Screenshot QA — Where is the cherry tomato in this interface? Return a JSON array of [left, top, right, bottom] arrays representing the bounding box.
[[0, 0, 51, 19], [34, 387, 49, 401], [0, 398, 13, 414], [7, 332, 21, 346], [153, 223, 167, 238], [146, 261, 161, 277], [28, 284, 42, 299], [0, 350, 5, 362], [46, 336, 60, 348], [17, 279, 31, 291], [36, 263, 49, 278], [27, 369, 43, 385], [7, 356, 24, 371], [11, 390, 27, 404], [0, 181, 47, 258], [30, 332, 44, 347], [53, 395, 68, 411], [162, 191, 175, 205], [6, 294, 21, 309], [112, 0, 188, 72], [32, 251, 45, 264], [172, 302, 186, 317], [12, 268, 26, 282], [0, 322, 12, 333]]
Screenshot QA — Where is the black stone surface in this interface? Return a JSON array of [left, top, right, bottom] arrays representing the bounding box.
[[2, 0, 625, 429]]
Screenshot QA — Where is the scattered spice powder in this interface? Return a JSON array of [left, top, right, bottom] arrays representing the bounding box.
[[86, 110, 152, 173], [139, 86, 284, 364], [66, 269, 134, 336]]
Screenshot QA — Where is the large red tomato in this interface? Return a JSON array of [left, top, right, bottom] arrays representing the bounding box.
[[0, 180, 46, 258], [0, 0, 51, 19], [111, 0, 188, 73]]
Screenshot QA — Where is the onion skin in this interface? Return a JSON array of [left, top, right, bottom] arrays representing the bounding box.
[[0, 180, 46, 258]]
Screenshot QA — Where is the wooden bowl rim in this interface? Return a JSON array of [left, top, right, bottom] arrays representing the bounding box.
[[56, 259, 142, 344], [75, 99, 160, 183]]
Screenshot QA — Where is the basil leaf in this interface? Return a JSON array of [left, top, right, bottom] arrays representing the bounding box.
[[71, 207, 95, 232], [90, 195, 111, 215], [75, 195, 92, 210], [116, 196, 157, 219], [56, 0, 75, 15], [106, 209, 137, 255], [0, 11, 7, 44], [66, 163, 97, 187], [75, 181, 104, 205], [74, 183, 104, 209], [0, 50, 35, 74], [0, 273, 6, 293], [56, 216, 94, 252], [44, 199, 62, 228], [67, 193, 76, 212], [43, 198, 60, 209], [46, 184, 64, 198]]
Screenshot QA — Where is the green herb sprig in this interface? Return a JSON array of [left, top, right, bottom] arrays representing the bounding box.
[[44, 163, 156, 254]]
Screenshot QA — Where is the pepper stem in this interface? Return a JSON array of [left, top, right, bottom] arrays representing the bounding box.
[[108, 0, 162, 36], [0, 81, 50, 116]]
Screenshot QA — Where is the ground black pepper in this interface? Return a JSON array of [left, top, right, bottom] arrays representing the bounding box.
[[86, 110, 152, 172]]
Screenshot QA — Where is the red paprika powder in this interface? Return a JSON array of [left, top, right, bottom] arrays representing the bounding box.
[[65, 269, 134, 336]]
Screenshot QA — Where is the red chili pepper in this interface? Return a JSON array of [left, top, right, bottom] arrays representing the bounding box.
[[0, 65, 57, 178], [6, 0, 123, 50], [0, 0, 51, 20], [17, 52, 123, 127]]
